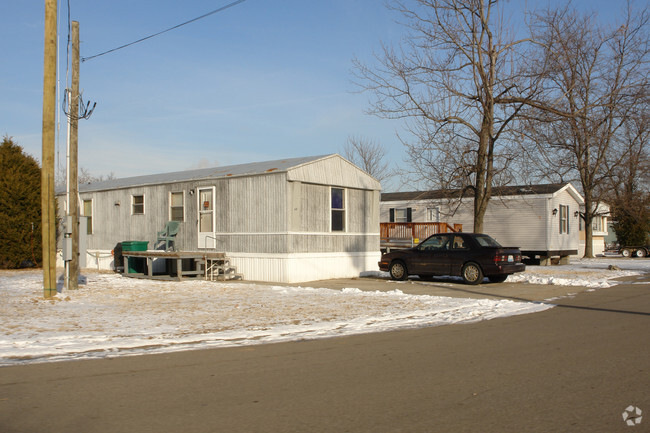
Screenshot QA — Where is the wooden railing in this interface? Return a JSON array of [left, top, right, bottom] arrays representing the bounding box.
[[380, 222, 462, 250]]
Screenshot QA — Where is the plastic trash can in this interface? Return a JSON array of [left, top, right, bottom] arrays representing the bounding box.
[[122, 241, 148, 273]]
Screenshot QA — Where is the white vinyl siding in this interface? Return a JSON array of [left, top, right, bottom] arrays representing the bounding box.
[[380, 185, 583, 254]]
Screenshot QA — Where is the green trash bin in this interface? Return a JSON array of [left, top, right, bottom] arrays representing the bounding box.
[[122, 241, 148, 274]]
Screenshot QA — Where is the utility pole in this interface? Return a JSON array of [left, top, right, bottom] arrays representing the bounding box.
[[67, 20, 80, 290], [41, 0, 57, 298]]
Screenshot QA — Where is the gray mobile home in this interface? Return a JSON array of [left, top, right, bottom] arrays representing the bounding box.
[[59, 154, 381, 283], [381, 183, 584, 264]]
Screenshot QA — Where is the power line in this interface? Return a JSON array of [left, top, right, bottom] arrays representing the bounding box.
[[81, 0, 247, 62]]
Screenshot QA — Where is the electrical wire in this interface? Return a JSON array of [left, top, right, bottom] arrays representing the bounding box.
[[81, 0, 247, 62]]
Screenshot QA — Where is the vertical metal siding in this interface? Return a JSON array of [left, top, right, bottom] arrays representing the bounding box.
[[63, 161, 380, 258]]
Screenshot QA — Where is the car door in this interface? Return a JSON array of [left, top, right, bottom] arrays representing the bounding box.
[[409, 234, 451, 275], [446, 234, 471, 276]]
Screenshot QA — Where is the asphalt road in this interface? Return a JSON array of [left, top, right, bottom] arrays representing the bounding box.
[[1, 274, 648, 433]]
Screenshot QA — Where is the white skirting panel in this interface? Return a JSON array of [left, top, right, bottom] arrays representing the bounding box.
[[228, 251, 382, 283], [57, 249, 382, 284], [578, 238, 606, 257], [56, 249, 117, 270]]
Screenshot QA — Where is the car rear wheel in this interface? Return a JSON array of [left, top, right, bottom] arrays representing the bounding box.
[[461, 262, 484, 285], [389, 260, 408, 281], [636, 249, 647, 258], [487, 274, 508, 283]]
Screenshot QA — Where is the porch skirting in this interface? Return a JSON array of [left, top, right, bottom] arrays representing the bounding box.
[[61, 250, 381, 284]]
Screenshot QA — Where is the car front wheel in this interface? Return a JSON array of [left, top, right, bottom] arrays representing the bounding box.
[[389, 260, 408, 281], [461, 262, 484, 285]]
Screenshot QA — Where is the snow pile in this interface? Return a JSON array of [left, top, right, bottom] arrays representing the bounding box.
[[510, 258, 644, 288], [1, 271, 550, 366]]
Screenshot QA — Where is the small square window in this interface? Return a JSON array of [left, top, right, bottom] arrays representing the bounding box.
[[390, 207, 412, 223], [132, 195, 144, 215], [427, 207, 440, 222]]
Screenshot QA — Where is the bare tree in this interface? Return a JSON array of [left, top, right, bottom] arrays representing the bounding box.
[[78, 167, 116, 185], [354, 0, 536, 233], [55, 164, 115, 187], [342, 135, 391, 183], [520, 2, 649, 257], [605, 109, 650, 246]]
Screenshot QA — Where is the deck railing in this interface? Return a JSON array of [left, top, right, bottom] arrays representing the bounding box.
[[380, 222, 462, 249]]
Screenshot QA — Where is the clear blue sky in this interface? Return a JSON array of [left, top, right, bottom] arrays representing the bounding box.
[[1, 0, 629, 190]]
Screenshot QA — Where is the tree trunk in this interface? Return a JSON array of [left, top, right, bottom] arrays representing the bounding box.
[[473, 91, 495, 234], [474, 128, 490, 234], [583, 196, 594, 258]]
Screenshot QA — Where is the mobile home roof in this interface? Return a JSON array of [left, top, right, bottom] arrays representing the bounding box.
[[381, 183, 583, 203], [69, 154, 333, 193]]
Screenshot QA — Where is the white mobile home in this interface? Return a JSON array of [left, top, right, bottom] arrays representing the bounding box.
[[381, 184, 585, 264], [59, 154, 381, 283]]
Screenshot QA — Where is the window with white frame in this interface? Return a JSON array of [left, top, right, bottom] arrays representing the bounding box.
[[170, 191, 184, 222], [427, 207, 440, 222], [559, 204, 569, 234], [592, 216, 605, 233], [331, 187, 345, 231], [389, 208, 412, 222], [132, 194, 144, 215]]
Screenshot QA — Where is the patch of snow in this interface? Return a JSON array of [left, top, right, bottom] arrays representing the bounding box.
[[510, 258, 644, 288], [1, 271, 550, 366]]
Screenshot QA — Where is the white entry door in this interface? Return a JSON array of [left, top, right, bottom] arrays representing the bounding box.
[[198, 187, 215, 249]]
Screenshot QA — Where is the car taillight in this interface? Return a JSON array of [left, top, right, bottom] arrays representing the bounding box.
[[494, 254, 521, 263]]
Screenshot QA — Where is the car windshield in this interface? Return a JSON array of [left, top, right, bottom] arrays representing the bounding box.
[[474, 234, 501, 247]]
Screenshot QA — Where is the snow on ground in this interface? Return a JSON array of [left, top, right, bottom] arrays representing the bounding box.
[[1, 257, 647, 366], [503, 257, 645, 288]]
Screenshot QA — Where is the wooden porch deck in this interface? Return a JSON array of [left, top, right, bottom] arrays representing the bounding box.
[[380, 222, 462, 252], [121, 250, 242, 281]]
